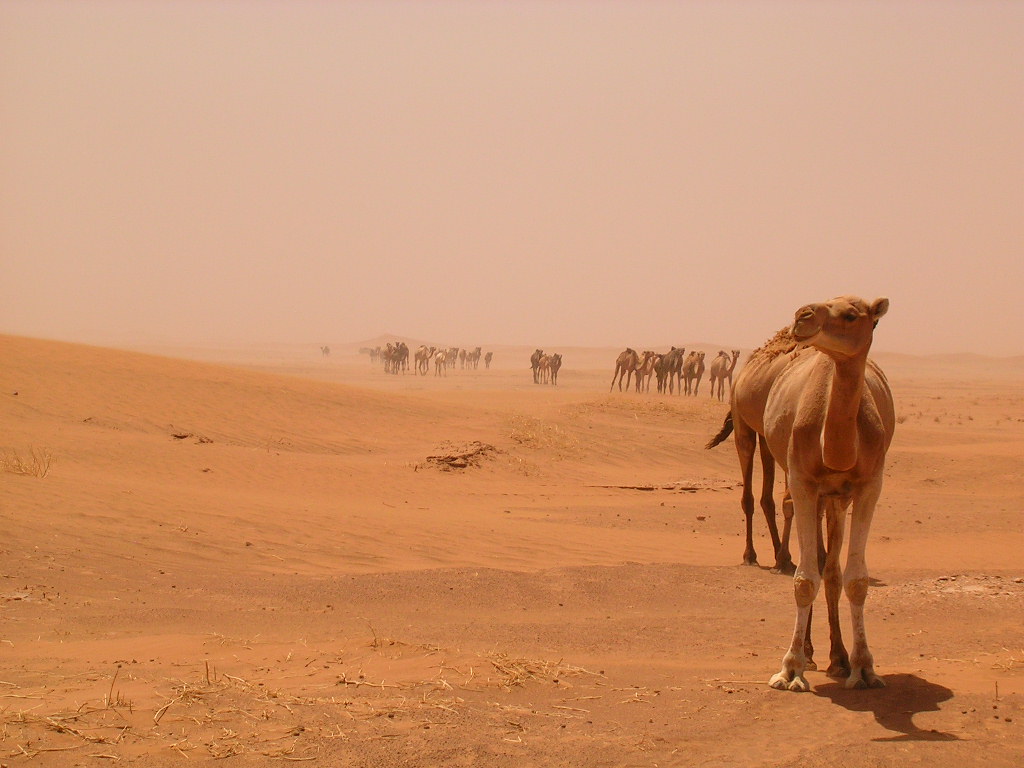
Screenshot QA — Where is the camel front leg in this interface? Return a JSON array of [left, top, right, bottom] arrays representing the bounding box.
[[844, 480, 885, 689], [770, 479, 820, 692], [822, 498, 851, 678]]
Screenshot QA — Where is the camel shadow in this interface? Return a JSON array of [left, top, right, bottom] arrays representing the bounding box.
[[814, 673, 958, 741]]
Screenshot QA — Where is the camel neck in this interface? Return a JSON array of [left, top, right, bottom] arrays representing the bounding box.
[[821, 351, 869, 471]]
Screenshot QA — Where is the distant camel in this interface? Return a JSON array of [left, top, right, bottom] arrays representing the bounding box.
[[538, 355, 552, 384], [459, 348, 467, 369], [610, 348, 640, 392], [415, 345, 436, 375], [531, 349, 545, 384], [635, 350, 658, 393], [708, 349, 741, 401], [682, 351, 706, 395], [548, 353, 562, 385], [433, 350, 447, 376], [484, 351, 493, 369], [654, 347, 685, 394], [320, 345, 330, 358], [467, 346, 482, 369]]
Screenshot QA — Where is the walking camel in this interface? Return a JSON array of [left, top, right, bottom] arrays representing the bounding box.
[[660, 346, 685, 394], [610, 348, 640, 392], [484, 351, 493, 369], [433, 350, 447, 376], [713, 296, 894, 692], [530, 349, 544, 384], [681, 351, 706, 395], [706, 329, 799, 573], [635, 350, 659, 393], [708, 349, 741, 401]]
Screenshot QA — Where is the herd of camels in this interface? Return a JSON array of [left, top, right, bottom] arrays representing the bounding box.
[[359, 343, 493, 376], [609, 347, 740, 399], [352, 296, 894, 693]]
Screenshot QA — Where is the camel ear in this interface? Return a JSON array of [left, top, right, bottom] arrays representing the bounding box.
[[870, 297, 889, 321]]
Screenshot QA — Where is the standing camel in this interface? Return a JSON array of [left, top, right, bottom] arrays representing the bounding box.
[[548, 353, 562, 385], [762, 296, 894, 693], [484, 351, 493, 369], [610, 348, 640, 392], [708, 349, 741, 401], [433, 350, 447, 377], [537, 354, 552, 384]]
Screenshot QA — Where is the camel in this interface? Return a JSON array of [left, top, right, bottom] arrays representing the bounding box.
[[459, 348, 467, 369], [415, 345, 435, 375], [320, 345, 330, 358], [467, 347, 482, 369], [548, 353, 562, 385], [757, 296, 894, 693], [681, 351, 706, 395], [659, 346, 685, 394], [537, 354, 552, 384], [433, 350, 447, 377], [531, 349, 544, 384], [706, 327, 804, 572], [708, 349, 741, 401], [484, 351, 493, 369], [635, 351, 658, 393], [610, 348, 640, 392]]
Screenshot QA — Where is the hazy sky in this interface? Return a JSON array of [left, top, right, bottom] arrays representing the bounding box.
[[2, 1, 1021, 355]]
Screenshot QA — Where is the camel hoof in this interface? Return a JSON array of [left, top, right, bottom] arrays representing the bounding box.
[[826, 662, 851, 679], [742, 558, 759, 567], [845, 670, 885, 689], [804, 659, 818, 672], [769, 671, 809, 692], [771, 561, 796, 576]]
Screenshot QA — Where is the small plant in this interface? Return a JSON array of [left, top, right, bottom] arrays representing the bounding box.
[[0, 447, 52, 478]]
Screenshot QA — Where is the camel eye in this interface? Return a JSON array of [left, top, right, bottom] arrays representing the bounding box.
[[844, 311, 858, 322]]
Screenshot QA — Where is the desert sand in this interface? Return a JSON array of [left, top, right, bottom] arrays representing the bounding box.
[[1, 333, 1022, 766]]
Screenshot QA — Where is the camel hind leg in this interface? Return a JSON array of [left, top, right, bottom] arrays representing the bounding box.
[[734, 418, 759, 566]]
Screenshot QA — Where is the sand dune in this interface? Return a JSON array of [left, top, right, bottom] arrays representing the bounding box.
[[1, 334, 1021, 766]]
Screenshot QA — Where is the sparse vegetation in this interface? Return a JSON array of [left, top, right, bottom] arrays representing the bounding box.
[[0, 447, 52, 478], [509, 415, 579, 453]]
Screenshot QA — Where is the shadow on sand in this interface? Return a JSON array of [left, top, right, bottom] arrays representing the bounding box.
[[815, 673, 958, 741]]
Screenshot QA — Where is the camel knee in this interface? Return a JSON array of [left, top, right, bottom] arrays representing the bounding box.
[[845, 577, 869, 605], [794, 576, 818, 607]]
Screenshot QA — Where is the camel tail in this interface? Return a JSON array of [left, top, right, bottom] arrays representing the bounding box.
[[705, 412, 734, 449]]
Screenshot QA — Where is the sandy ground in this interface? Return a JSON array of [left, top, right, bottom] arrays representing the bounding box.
[[2, 334, 1022, 767]]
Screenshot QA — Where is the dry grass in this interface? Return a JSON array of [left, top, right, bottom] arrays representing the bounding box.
[[0, 447, 52, 478], [508, 416, 579, 454]]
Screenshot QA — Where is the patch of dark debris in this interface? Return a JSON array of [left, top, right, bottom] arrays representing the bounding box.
[[170, 428, 213, 444], [423, 441, 499, 471]]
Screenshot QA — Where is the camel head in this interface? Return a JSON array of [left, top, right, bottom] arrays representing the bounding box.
[[791, 295, 889, 358]]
